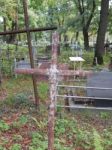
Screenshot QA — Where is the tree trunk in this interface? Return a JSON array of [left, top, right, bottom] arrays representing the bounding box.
[[3, 17, 7, 42], [58, 33, 61, 55], [83, 28, 89, 50], [64, 34, 69, 50], [93, 0, 109, 65], [75, 32, 79, 41], [18, 34, 21, 41], [76, 0, 96, 51], [8, 20, 18, 43], [0, 72, 2, 86]]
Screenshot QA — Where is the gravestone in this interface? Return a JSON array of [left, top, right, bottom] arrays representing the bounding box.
[[70, 42, 83, 57], [87, 71, 112, 107], [16, 59, 31, 69]]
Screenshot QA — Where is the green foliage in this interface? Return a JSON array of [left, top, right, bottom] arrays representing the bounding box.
[[31, 117, 47, 129], [72, 127, 93, 149], [0, 44, 28, 77], [55, 117, 94, 149], [18, 115, 28, 125], [0, 120, 10, 131], [54, 48, 112, 71], [38, 82, 49, 101], [0, 137, 9, 146], [82, 51, 94, 69], [58, 50, 72, 64], [14, 93, 29, 106], [1, 59, 13, 77], [0, 59, 112, 150], [13, 135, 23, 142], [29, 132, 48, 150], [12, 115, 28, 128], [0, 0, 17, 19], [30, 0, 43, 10], [0, 146, 6, 150], [55, 118, 69, 135], [103, 129, 112, 149], [4, 92, 30, 108], [3, 95, 16, 107], [10, 144, 21, 150], [100, 112, 110, 120], [55, 138, 71, 150], [93, 129, 103, 150]]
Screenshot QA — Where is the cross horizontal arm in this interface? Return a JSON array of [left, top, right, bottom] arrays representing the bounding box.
[[15, 68, 92, 77], [15, 68, 49, 76], [0, 27, 57, 36], [59, 70, 92, 77]]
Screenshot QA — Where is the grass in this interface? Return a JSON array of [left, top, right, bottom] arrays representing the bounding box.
[[0, 105, 112, 149], [1, 76, 33, 97], [0, 77, 112, 149], [0, 49, 112, 149]]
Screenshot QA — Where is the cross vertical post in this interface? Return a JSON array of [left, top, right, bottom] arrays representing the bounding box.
[[23, 0, 39, 108], [48, 32, 59, 150]]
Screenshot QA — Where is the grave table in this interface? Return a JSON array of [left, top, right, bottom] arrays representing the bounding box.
[[69, 57, 85, 70]]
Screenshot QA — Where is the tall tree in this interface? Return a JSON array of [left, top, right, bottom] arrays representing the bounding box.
[[93, 0, 109, 65], [73, 0, 96, 50], [0, 0, 17, 42], [108, 1, 112, 35]]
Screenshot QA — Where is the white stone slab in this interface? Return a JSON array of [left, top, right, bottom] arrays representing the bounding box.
[[69, 57, 85, 62]]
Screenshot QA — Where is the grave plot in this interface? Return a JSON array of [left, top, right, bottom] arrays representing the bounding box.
[[57, 71, 112, 110], [0, 0, 112, 149], [15, 59, 31, 69], [87, 71, 112, 107]]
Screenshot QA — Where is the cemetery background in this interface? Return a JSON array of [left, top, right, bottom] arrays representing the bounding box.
[[0, 0, 112, 149]]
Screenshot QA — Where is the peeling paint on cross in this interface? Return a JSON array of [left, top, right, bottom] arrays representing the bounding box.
[[15, 32, 92, 150]]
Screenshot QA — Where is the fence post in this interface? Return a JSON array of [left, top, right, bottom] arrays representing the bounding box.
[[14, 58, 18, 78], [48, 32, 59, 150]]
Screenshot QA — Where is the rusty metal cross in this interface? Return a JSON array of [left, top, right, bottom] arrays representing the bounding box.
[[0, 0, 57, 107], [15, 32, 92, 150], [0, 1, 92, 149]]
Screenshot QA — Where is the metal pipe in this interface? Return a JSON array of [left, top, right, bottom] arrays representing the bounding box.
[[56, 95, 112, 100], [59, 70, 92, 77], [15, 68, 48, 76], [15, 68, 92, 77], [23, 0, 39, 108], [57, 85, 112, 90], [56, 105, 112, 110], [0, 27, 57, 35]]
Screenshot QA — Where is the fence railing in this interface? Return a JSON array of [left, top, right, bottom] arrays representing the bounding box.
[[56, 83, 112, 110]]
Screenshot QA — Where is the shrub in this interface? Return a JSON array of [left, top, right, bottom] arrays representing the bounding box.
[[0, 120, 10, 131], [10, 144, 21, 150], [93, 129, 103, 150], [4, 92, 31, 108], [38, 82, 49, 101]]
